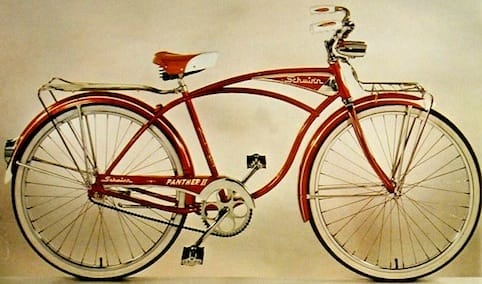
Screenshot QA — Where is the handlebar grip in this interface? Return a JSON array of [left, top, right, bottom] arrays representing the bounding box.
[[310, 5, 337, 14], [310, 20, 341, 33]]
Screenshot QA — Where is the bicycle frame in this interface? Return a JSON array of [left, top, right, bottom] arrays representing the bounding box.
[[86, 60, 425, 216], [5, 58, 428, 221]]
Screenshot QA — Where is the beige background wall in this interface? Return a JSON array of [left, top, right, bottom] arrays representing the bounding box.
[[0, 0, 480, 281]]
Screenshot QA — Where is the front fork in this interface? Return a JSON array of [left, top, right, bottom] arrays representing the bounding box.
[[332, 60, 396, 192], [344, 99, 396, 193]]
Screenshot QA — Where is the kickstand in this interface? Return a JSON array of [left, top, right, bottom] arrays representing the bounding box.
[[181, 207, 230, 266]]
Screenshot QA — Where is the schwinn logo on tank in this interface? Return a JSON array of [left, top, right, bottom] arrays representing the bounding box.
[[257, 73, 332, 91]]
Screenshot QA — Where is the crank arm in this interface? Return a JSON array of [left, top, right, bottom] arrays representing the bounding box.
[[194, 207, 230, 247]]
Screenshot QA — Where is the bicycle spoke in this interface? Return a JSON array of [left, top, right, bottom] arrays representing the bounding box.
[[31, 157, 90, 176], [396, 201, 405, 268], [340, 196, 386, 248], [408, 155, 465, 187], [325, 197, 390, 228], [106, 197, 168, 238], [17, 162, 85, 186], [403, 126, 441, 172], [84, 110, 98, 171], [77, 106, 93, 175], [324, 149, 379, 181], [63, 202, 93, 259], [43, 119, 86, 182], [401, 200, 444, 253], [406, 183, 469, 195], [121, 135, 157, 172], [371, 198, 393, 266], [32, 191, 86, 228], [80, 208, 100, 265], [399, 132, 434, 187], [370, 117, 393, 171], [102, 211, 123, 266], [116, 210, 156, 254], [50, 201, 94, 254], [123, 142, 171, 174], [25, 186, 85, 210], [350, 197, 390, 263], [405, 195, 462, 234], [116, 212, 138, 260], [36, 144, 83, 182], [43, 129, 88, 183], [391, 107, 414, 178], [58, 109, 96, 174], [383, 115, 398, 168], [25, 182, 83, 191], [104, 114, 110, 171], [106, 116, 137, 171], [397, 198, 431, 263]]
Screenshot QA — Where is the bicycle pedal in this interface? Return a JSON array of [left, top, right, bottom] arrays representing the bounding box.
[[247, 154, 267, 169], [181, 246, 204, 266]]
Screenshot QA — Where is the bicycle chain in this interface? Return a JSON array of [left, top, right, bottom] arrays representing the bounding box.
[[89, 197, 237, 237]]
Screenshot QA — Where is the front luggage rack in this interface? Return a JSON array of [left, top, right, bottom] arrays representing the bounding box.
[[358, 80, 433, 115], [359, 81, 426, 94]]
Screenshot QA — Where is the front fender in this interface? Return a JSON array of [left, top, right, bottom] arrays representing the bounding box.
[[5, 92, 194, 181], [297, 93, 426, 222]]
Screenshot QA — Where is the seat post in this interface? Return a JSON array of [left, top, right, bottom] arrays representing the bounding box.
[[177, 77, 188, 93]]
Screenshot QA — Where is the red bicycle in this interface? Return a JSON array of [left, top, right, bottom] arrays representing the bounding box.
[[4, 5, 480, 281]]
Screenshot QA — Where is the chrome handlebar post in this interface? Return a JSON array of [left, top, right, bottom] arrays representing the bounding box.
[[320, 6, 355, 64]]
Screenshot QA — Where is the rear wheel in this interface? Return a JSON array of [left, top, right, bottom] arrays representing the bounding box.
[[12, 103, 186, 279], [307, 105, 481, 280]]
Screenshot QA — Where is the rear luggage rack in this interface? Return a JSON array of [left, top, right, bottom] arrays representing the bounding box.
[[39, 77, 181, 95]]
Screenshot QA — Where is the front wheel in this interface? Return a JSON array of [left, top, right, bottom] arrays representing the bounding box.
[[11, 103, 187, 279], [307, 105, 481, 280]]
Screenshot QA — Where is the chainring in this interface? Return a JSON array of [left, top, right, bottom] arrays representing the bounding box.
[[200, 179, 254, 237]]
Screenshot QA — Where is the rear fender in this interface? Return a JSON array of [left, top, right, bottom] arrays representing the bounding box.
[[5, 92, 194, 180], [297, 93, 426, 222]]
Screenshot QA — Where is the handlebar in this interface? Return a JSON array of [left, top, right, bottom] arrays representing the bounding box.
[[310, 5, 360, 62], [310, 5, 337, 14], [310, 5, 351, 33]]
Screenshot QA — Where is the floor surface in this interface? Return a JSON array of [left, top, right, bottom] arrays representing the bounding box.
[[0, 277, 481, 284]]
